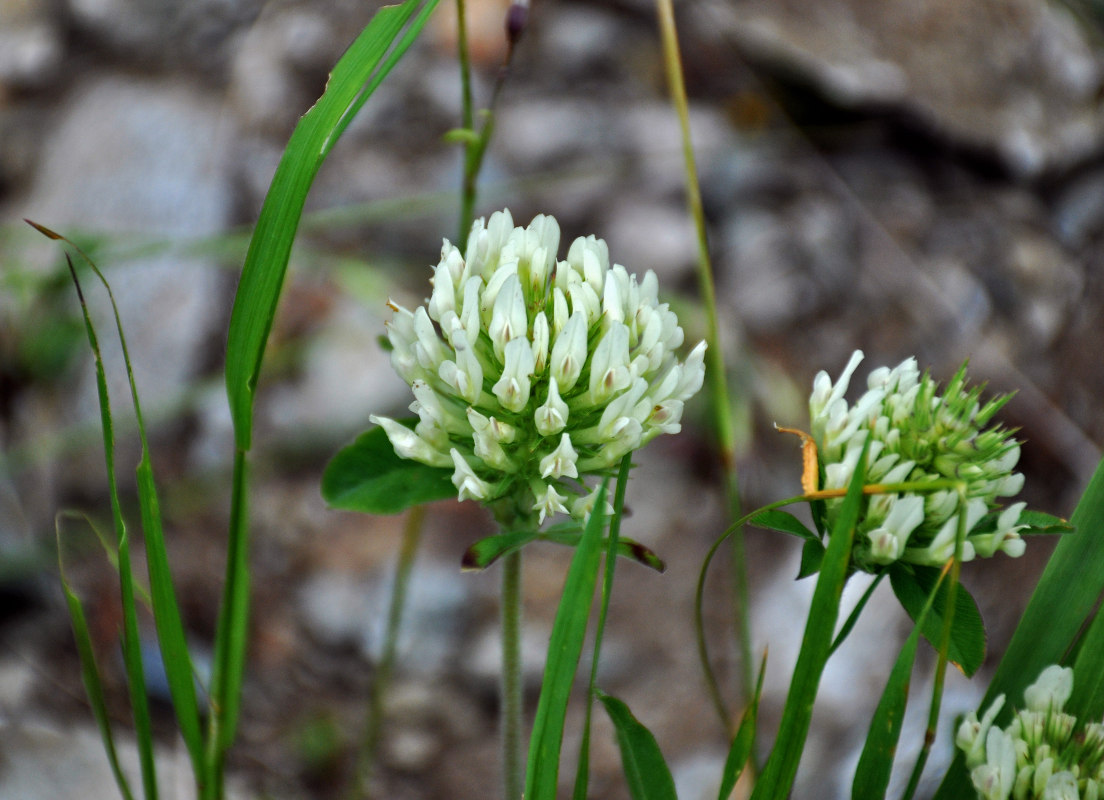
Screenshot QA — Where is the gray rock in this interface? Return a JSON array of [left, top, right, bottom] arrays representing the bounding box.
[[299, 558, 471, 676], [0, 718, 251, 799], [0, 0, 62, 91], [709, 0, 1104, 175], [603, 200, 697, 286], [18, 76, 234, 422], [263, 295, 413, 442]]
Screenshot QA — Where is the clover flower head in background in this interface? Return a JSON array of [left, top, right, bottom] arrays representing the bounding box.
[[956, 665, 1104, 800], [809, 349, 1026, 571], [371, 209, 706, 526]]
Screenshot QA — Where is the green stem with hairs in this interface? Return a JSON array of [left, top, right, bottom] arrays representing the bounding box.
[[655, 0, 751, 738], [501, 548, 524, 800]]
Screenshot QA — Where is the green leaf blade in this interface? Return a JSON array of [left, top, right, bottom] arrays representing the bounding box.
[[750, 509, 819, 541], [750, 439, 870, 800], [597, 692, 678, 800], [321, 423, 457, 514], [888, 564, 985, 677], [524, 488, 607, 800]]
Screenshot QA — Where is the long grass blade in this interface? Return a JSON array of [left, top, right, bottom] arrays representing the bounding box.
[[525, 485, 608, 800], [750, 439, 870, 800], [209, 5, 439, 791], [224, 0, 438, 450], [33, 221, 205, 783], [572, 456, 632, 800], [65, 254, 159, 799]]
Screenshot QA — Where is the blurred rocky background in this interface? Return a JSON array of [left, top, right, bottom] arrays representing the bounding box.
[[2, 0, 1103, 797]]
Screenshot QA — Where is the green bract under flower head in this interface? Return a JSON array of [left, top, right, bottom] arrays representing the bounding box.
[[810, 350, 1025, 571], [957, 665, 1104, 800], [371, 210, 706, 526]]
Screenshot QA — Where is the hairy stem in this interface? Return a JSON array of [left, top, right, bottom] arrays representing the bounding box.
[[501, 549, 524, 800]]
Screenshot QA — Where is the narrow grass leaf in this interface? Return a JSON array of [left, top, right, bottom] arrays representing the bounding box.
[[888, 564, 985, 677], [65, 255, 159, 799], [66, 232, 205, 782], [322, 423, 455, 514], [750, 509, 819, 541], [525, 487, 607, 800], [933, 454, 1104, 799], [598, 692, 677, 800], [573, 456, 633, 800], [852, 571, 944, 800], [718, 650, 768, 800], [224, 0, 439, 451], [750, 439, 869, 800], [211, 5, 438, 782]]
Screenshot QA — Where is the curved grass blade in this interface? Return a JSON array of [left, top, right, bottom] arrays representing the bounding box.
[[718, 649, 768, 800], [597, 692, 677, 800], [34, 221, 205, 783], [321, 422, 455, 514], [64, 253, 159, 799], [224, 0, 439, 451], [933, 454, 1104, 799], [210, 4, 439, 787], [749, 438, 870, 800], [525, 485, 607, 800], [851, 567, 945, 800]]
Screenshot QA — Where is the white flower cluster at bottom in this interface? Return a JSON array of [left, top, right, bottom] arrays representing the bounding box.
[[957, 665, 1104, 800]]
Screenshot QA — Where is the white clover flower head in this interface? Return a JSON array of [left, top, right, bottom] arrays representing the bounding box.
[[959, 665, 1104, 800], [809, 349, 1026, 571], [371, 210, 706, 526]]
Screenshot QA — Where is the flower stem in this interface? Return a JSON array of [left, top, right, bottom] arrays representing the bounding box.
[[655, 0, 751, 737], [501, 549, 524, 800]]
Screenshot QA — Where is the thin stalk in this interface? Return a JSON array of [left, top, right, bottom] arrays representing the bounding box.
[[350, 505, 426, 799], [457, 1, 526, 240], [455, 0, 474, 134], [501, 549, 524, 800], [655, 0, 751, 734], [900, 484, 969, 800]]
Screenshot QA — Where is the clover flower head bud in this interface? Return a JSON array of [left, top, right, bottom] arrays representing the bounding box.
[[809, 350, 1026, 572], [372, 210, 706, 525]]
